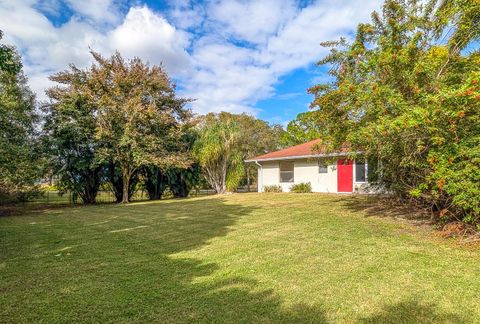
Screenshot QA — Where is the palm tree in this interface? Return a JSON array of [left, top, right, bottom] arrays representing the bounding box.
[[193, 114, 244, 194]]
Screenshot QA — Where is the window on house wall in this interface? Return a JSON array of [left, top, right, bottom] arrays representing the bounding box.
[[279, 161, 294, 183], [318, 160, 328, 173], [355, 160, 367, 182]]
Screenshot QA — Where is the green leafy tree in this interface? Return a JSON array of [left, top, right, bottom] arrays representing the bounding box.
[[44, 66, 105, 204], [166, 164, 201, 198], [143, 128, 199, 200], [235, 113, 285, 191], [194, 112, 284, 193], [105, 162, 140, 203], [282, 111, 323, 146], [193, 113, 244, 194], [309, 0, 480, 222], [85, 51, 192, 203], [0, 31, 41, 202], [0, 31, 21, 75], [142, 166, 168, 200]]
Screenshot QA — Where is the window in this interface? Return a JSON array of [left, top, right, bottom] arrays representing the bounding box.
[[279, 162, 294, 183], [355, 160, 367, 182], [318, 160, 328, 173]]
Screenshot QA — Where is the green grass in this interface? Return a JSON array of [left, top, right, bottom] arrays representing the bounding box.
[[1, 194, 480, 323]]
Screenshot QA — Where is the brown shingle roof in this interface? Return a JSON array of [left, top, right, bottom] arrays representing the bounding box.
[[246, 139, 350, 162]]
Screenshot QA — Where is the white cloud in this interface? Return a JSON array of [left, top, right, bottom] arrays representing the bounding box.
[[65, 0, 120, 24], [108, 6, 191, 75], [0, 0, 383, 115], [207, 0, 297, 45], [167, 0, 206, 30], [180, 0, 382, 114], [0, 2, 191, 100]]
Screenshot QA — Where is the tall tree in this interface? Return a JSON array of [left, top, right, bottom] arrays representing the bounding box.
[[194, 112, 283, 193], [235, 114, 285, 191], [308, 0, 480, 222], [193, 113, 244, 194], [86, 51, 192, 203], [0, 31, 40, 202], [44, 65, 105, 204]]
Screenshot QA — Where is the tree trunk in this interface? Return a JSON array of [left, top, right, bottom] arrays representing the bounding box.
[[122, 170, 130, 203], [219, 158, 227, 194]]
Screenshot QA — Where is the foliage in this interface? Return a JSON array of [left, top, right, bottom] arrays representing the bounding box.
[[166, 164, 201, 198], [282, 111, 323, 146], [235, 113, 285, 191], [142, 166, 168, 200], [0, 31, 42, 203], [104, 162, 140, 203], [308, 0, 480, 223], [193, 112, 245, 193], [166, 128, 201, 198], [194, 112, 284, 193], [43, 75, 103, 204], [0, 31, 21, 75], [48, 51, 193, 203], [263, 185, 283, 193], [290, 182, 312, 193]]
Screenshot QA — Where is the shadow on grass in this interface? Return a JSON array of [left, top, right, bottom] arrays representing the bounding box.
[[330, 195, 432, 223], [1, 197, 328, 322], [359, 299, 467, 323], [3, 196, 462, 322]]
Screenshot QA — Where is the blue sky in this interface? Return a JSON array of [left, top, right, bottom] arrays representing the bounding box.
[[0, 0, 382, 126]]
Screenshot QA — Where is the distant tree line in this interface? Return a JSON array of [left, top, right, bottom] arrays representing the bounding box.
[[0, 37, 284, 204]]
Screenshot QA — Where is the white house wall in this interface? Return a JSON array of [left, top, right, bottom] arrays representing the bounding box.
[[256, 158, 377, 193], [258, 159, 338, 193], [259, 162, 281, 191], [294, 160, 337, 193]]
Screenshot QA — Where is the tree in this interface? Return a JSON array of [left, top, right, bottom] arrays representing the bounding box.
[[165, 128, 200, 198], [85, 51, 192, 203], [142, 166, 168, 200], [234, 114, 285, 191], [193, 112, 283, 193], [0, 31, 41, 202], [281, 111, 323, 146], [142, 127, 199, 200], [0, 31, 21, 75], [193, 113, 244, 194], [166, 164, 201, 198], [44, 65, 105, 204], [105, 162, 140, 203], [308, 0, 480, 222]]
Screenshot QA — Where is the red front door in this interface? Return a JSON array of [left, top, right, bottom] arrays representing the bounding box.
[[337, 159, 353, 192]]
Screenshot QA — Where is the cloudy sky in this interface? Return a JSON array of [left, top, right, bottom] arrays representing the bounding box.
[[0, 0, 382, 125]]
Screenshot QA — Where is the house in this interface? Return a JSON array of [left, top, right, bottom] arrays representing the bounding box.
[[245, 139, 373, 193]]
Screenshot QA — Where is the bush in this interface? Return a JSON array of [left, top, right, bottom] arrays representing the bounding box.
[[263, 185, 283, 193], [290, 182, 312, 193], [0, 185, 44, 205]]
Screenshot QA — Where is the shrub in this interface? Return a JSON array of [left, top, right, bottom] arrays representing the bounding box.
[[263, 185, 283, 193], [290, 182, 312, 193]]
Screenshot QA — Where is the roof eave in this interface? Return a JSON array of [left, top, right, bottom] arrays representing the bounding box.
[[245, 151, 362, 163]]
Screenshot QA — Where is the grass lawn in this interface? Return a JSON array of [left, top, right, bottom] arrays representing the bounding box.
[[1, 194, 480, 323]]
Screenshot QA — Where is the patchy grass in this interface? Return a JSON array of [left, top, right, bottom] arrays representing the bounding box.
[[1, 193, 479, 323]]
